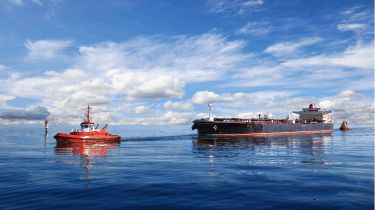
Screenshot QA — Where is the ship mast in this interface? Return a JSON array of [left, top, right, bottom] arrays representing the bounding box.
[[86, 105, 91, 124], [208, 102, 213, 121]]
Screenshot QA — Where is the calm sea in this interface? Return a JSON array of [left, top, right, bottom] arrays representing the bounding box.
[[0, 124, 373, 209]]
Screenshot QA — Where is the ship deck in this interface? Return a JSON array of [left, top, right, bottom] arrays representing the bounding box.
[[194, 118, 326, 124]]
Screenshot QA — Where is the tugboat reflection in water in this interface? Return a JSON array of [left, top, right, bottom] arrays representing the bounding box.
[[55, 139, 120, 184], [54, 105, 121, 183], [55, 139, 120, 157]]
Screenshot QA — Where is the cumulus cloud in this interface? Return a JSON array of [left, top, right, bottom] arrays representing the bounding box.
[[164, 100, 192, 111], [190, 90, 299, 119], [25, 39, 73, 59], [191, 90, 296, 105], [336, 90, 357, 98], [122, 111, 205, 125], [1, 27, 373, 125], [126, 75, 185, 100], [0, 106, 49, 120], [134, 105, 149, 114], [328, 90, 374, 124], [0, 32, 253, 124], [192, 91, 254, 104]]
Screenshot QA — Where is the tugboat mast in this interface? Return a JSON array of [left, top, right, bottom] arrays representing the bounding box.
[[86, 105, 91, 123]]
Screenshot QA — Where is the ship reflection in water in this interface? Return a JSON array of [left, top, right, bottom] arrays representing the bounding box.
[[55, 139, 120, 184], [55, 139, 120, 157], [192, 134, 333, 165]]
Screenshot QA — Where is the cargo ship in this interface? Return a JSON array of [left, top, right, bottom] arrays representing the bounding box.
[[192, 103, 333, 136]]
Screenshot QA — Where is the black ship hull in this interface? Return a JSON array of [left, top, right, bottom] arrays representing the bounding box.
[[192, 121, 333, 136]]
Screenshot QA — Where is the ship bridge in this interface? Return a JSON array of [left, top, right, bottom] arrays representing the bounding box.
[[79, 105, 99, 132], [292, 104, 333, 123]]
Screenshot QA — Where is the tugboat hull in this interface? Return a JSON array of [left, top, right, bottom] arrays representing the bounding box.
[[54, 132, 121, 142]]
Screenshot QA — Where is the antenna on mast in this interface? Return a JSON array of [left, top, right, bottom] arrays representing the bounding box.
[[208, 102, 213, 121], [86, 105, 91, 123]]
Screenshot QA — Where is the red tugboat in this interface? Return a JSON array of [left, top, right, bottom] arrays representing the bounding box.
[[54, 105, 121, 142]]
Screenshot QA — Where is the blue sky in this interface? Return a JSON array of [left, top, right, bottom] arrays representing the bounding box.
[[0, 0, 373, 125]]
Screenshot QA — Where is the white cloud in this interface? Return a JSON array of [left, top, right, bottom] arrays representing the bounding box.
[[6, 68, 86, 98], [321, 90, 373, 124], [341, 6, 372, 22], [6, 0, 46, 7], [126, 75, 185, 100], [0, 94, 15, 108], [0, 32, 253, 124], [228, 41, 373, 92], [122, 111, 205, 125], [218, 89, 373, 125], [164, 100, 192, 111], [237, 21, 271, 36], [208, 0, 264, 14], [134, 105, 149, 114], [191, 90, 296, 105], [337, 23, 367, 32], [273, 90, 374, 125], [237, 91, 373, 125], [265, 37, 323, 56], [25, 39, 73, 59], [105, 71, 185, 100], [336, 6, 373, 36], [336, 89, 357, 98], [281, 42, 374, 70], [191, 91, 251, 104], [192, 91, 229, 104], [76, 33, 249, 82], [1, 29, 373, 125]]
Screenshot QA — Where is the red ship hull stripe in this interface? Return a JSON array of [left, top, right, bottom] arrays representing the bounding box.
[[206, 130, 333, 137]]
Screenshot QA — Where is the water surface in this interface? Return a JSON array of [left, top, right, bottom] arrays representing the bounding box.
[[0, 125, 373, 209]]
